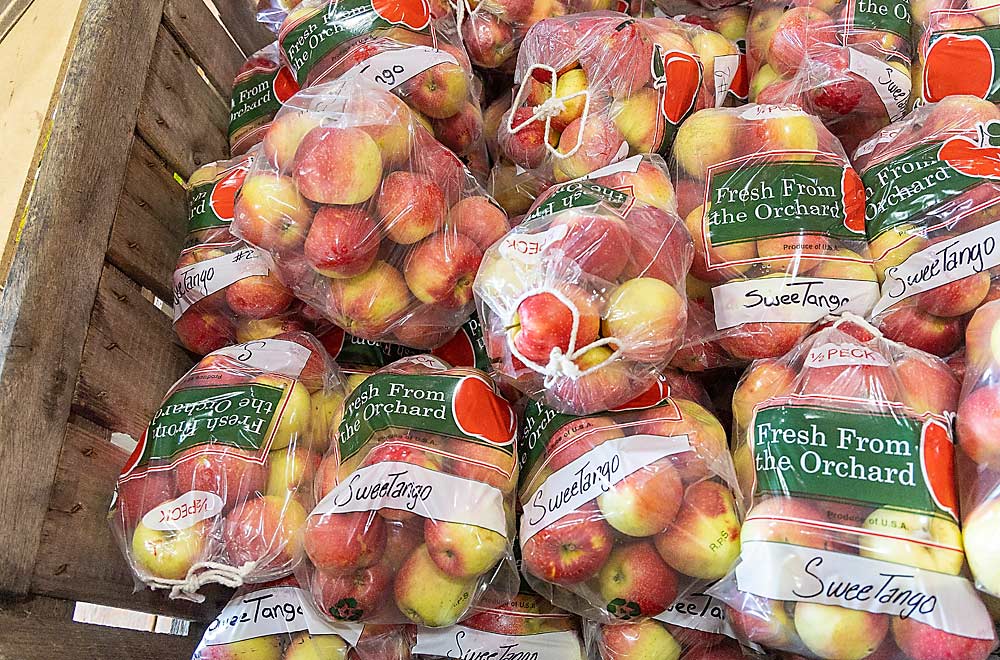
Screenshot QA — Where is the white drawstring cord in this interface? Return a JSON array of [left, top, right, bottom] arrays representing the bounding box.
[[144, 560, 258, 602]]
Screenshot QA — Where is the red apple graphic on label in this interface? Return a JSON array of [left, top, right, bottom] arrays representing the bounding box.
[[730, 55, 749, 101], [371, 0, 431, 30], [432, 331, 475, 368], [452, 375, 516, 446], [273, 66, 300, 104], [318, 326, 346, 360], [939, 130, 1000, 179], [209, 165, 250, 222], [921, 418, 958, 519], [842, 167, 866, 234], [610, 378, 671, 412], [657, 50, 702, 125], [120, 431, 150, 479], [923, 33, 994, 102]]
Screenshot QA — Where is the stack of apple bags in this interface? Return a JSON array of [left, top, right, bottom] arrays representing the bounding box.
[[106, 0, 1000, 656]]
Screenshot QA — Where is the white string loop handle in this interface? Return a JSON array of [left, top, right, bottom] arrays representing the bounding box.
[[506, 64, 592, 160], [144, 560, 258, 603], [827, 311, 884, 339]]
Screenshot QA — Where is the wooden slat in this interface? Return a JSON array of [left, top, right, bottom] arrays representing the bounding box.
[[163, 0, 245, 98], [30, 417, 227, 621], [107, 137, 186, 301], [0, 594, 202, 659], [213, 0, 273, 56], [137, 25, 230, 179], [0, 0, 167, 596], [72, 263, 194, 440]]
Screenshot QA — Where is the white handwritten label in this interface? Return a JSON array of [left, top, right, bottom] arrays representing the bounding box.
[[142, 490, 224, 531], [172, 247, 269, 320], [854, 125, 904, 159], [729, 541, 994, 639], [201, 586, 364, 646], [872, 219, 1000, 316], [498, 225, 569, 264], [714, 54, 742, 107], [740, 105, 808, 120], [804, 342, 891, 368], [655, 592, 736, 639], [341, 46, 458, 91], [519, 434, 691, 543], [312, 461, 508, 535], [580, 154, 644, 181], [413, 626, 585, 659], [211, 339, 311, 379], [713, 277, 880, 329], [848, 49, 911, 122]]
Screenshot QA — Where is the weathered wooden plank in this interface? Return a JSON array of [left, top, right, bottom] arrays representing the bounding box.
[[0, 593, 203, 659], [107, 137, 186, 302], [213, 0, 274, 56], [0, 0, 167, 596], [72, 263, 194, 440], [30, 417, 228, 621], [136, 25, 230, 179], [163, 0, 245, 98]]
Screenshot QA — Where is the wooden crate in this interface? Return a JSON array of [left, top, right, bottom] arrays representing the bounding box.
[[0, 0, 275, 655]]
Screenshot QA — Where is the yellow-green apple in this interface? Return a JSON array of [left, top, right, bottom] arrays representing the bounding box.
[[521, 506, 614, 585], [378, 171, 448, 245], [174, 446, 267, 510], [958, 384, 1000, 466], [811, 248, 878, 282], [684, 205, 755, 282], [307, 387, 342, 451], [552, 69, 589, 132], [754, 110, 819, 155], [594, 161, 676, 212], [403, 232, 483, 308], [733, 359, 797, 431], [917, 270, 991, 317], [965, 301, 1000, 367], [653, 480, 741, 579], [794, 602, 889, 660], [303, 206, 380, 279], [432, 101, 484, 157], [447, 196, 509, 250], [726, 596, 798, 648], [553, 115, 625, 182], [767, 7, 832, 76], [292, 127, 382, 205], [283, 632, 348, 660], [601, 620, 681, 660], [265, 446, 320, 498], [746, 6, 783, 64], [264, 111, 321, 171], [749, 64, 783, 102], [632, 399, 729, 482], [897, 355, 959, 416], [255, 375, 311, 450], [353, 96, 413, 169], [869, 225, 928, 281], [550, 345, 635, 413], [859, 508, 964, 574], [223, 494, 307, 570], [601, 277, 684, 363], [597, 456, 683, 537], [131, 519, 208, 580], [400, 59, 470, 119], [304, 511, 386, 572], [394, 544, 477, 626], [233, 174, 313, 252], [196, 634, 283, 659], [892, 617, 994, 660], [598, 542, 678, 618], [692, 30, 739, 79], [509, 285, 601, 364], [963, 498, 1000, 595], [312, 563, 392, 621], [673, 109, 738, 180], [549, 211, 632, 280], [330, 261, 412, 337], [742, 496, 849, 552], [716, 6, 749, 42], [175, 304, 235, 355], [234, 316, 305, 343], [500, 107, 555, 170], [461, 14, 515, 69], [424, 520, 507, 579], [732, 441, 754, 498], [225, 272, 293, 320], [613, 88, 665, 155], [878, 306, 963, 357]]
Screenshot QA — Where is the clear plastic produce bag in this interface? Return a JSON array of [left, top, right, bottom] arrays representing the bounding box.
[[230, 43, 301, 156]]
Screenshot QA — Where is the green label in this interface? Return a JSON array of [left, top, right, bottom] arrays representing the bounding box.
[[751, 404, 950, 519], [229, 70, 282, 137], [850, 0, 911, 39], [519, 399, 579, 476], [138, 384, 284, 466], [524, 182, 630, 223], [385, 316, 491, 371], [337, 372, 514, 461], [187, 181, 227, 235], [280, 0, 430, 84], [862, 141, 981, 240], [706, 161, 857, 249]]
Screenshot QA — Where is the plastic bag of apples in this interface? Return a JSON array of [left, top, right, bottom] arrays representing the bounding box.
[[956, 301, 1000, 604], [495, 12, 739, 185], [190, 576, 411, 660], [669, 104, 879, 369], [229, 43, 301, 157], [299, 356, 520, 627], [474, 169, 692, 413], [110, 332, 345, 601], [851, 96, 1000, 358], [174, 155, 319, 356], [232, 78, 510, 349], [746, 0, 913, 153], [411, 588, 589, 658], [275, 0, 489, 172], [517, 374, 743, 624], [713, 315, 997, 660]]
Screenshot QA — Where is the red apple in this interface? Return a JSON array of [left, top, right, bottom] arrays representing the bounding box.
[[892, 617, 994, 660], [174, 446, 267, 510], [292, 126, 383, 205], [403, 232, 483, 308], [378, 171, 448, 245], [521, 506, 614, 585], [312, 563, 392, 621], [223, 494, 307, 571], [304, 511, 386, 572], [303, 206, 380, 279], [598, 542, 678, 619], [225, 272, 294, 319], [510, 286, 601, 364]]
